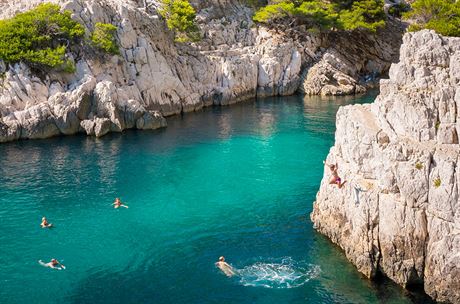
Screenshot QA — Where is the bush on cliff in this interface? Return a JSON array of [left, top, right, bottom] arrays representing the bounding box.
[[404, 0, 460, 37], [91, 23, 119, 55], [159, 0, 201, 42], [0, 3, 84, 71], [253, 0, 386, 33]]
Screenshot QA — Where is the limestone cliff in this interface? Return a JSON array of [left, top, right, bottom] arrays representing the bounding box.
[[0, 0, 403, 142], [0, 0, 317, 141], [311, 30, 460, 303]]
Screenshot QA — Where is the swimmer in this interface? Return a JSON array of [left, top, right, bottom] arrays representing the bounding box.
[[324, 161, 346, 189], [112, 198, 129, 209], [215, 256, 235, 277], [41, 258, 65, 270], [40, 217, 53, 228]]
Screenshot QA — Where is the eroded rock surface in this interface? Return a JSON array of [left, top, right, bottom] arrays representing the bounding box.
[[0, 0, 403, 142], [0, 0, 319, 142], [311, 30, 460, 303]]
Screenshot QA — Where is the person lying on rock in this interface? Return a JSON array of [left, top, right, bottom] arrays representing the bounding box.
[[112, 198, 129, 209], [323, 161, 346, 189]]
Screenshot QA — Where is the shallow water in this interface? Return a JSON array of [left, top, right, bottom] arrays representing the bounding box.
[[0, 94, 431, 304]]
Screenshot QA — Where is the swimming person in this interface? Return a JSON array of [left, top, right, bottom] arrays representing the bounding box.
[[42, 259, 65, 270], [324, 161, 346, 189], [40, 217, 52, 228], [216, 256, 235, 277], [112, 198, 129, 209]]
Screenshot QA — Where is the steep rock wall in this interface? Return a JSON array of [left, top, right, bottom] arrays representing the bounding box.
[[0, 0, 312, 141], [0, 0, 403, 142], [311, 30, 460, 303]]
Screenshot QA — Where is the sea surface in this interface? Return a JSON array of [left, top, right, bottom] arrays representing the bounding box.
[[0, 94, 432, 304]]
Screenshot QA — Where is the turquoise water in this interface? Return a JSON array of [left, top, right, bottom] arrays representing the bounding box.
[[0, 94, 431, 304]]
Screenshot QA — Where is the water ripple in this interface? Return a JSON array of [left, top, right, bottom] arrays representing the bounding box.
[[237, 257, 320, 289]]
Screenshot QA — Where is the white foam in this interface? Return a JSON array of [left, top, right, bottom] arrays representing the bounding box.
[[236, 257, 320, 289]]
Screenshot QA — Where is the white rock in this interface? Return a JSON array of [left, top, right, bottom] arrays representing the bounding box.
[[311, 30, 460, 304]]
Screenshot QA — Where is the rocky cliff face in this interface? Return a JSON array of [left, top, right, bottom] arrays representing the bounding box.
[[0, 0, 316, 141], [311, 30, 460, 303], [0, 0, 402, 142]]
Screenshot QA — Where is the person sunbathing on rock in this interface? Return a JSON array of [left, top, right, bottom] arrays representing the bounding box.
[[112, 198, 129, 209], [324, 161, 346, 189]]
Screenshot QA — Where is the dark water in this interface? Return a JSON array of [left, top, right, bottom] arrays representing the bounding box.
[[0, 94, 431, 303]]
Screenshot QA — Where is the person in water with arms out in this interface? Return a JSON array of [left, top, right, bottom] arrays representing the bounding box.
[[216, 256, 235, 277], [112, 198, 129, 209], [44, 259, 65, 269], [324, 160, 346, 189], [41, 217, 52, 228]]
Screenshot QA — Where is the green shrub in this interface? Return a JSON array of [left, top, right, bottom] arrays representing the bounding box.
[[0, 3, 84, 71], [91, 23, 119, 54], [159, 0, 200, 42], [253, 1, 296, 23], [338, 0, 386, 32], [433, 177, 441, 188], [253, 0, 386, 33], [388, 2, 411, 18], [415, 162, 423, 170], [404, 0, 460, 37]]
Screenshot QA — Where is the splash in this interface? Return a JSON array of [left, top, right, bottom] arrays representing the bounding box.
[[236, 257, 320, 289]]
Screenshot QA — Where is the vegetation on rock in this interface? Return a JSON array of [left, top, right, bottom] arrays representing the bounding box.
[[0, 3, 121, 73], [387, 2, 411, 18], [0, 3, 84, 71], [91, 23, 119, 54], [159, 0, 200, 42], [253, 0, 386, 33], [403, 0, 460, 37]]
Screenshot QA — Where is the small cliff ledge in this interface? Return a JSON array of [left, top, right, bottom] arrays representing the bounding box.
[[311, 30, 460, 303]]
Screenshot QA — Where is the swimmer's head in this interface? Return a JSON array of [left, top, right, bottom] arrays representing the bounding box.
[[219, 256, 225, 262], [51, 259, 57, 262], [42, 217, 46, 221]]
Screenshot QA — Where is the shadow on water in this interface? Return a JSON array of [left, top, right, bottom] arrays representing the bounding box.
[[311, 232, 436, 304]]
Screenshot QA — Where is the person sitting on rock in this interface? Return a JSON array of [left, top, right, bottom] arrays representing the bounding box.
[[112, 198, 129, 209], [41, 217, 53, 228], [324, 161, 346, 189]]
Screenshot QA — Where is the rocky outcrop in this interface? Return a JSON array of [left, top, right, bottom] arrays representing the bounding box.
[[0, 0, 403, 142], [301, 20, 405, 96], [311, 30, 460, 303], [0, 0, 318, 142]]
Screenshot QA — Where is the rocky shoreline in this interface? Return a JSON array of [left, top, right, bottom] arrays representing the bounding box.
[[0, 0, 403, 143], [312, 30, 460, 303]]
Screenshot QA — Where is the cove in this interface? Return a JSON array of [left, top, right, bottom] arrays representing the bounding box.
[[0, 94, 430, 304]]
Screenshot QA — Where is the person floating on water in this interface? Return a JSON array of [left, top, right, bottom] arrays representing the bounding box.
[[41, 258, 65, 270], [216, 256, 235, 277], [324, 161, 346, 189], [112, 198, 129, 209], [40, 217, 53, 228]]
